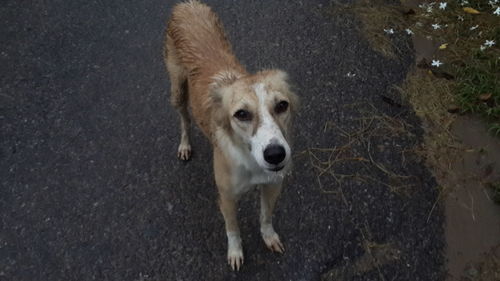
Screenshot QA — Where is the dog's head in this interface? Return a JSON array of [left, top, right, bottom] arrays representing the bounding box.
[[211, 69, 299, 173]]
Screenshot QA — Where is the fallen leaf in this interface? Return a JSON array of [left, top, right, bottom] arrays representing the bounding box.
[[433, 70, 455, 80], [463, 7, 480, 14], [417, 58, 431, 69], [403, 8, 415, 15], [479, 93, 492, 101], [439, 43, 448, 50], [447, 105, 460, 114], [380, 95, 402, 107]]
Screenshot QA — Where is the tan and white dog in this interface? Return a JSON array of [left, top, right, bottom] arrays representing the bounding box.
[[164, 0, 298, 271]]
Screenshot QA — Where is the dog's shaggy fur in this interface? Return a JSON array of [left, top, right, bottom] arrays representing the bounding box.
[[164, 0, 298, 270]]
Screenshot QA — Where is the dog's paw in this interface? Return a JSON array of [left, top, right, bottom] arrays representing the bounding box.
[[262, 229, 285, 253], [227, 245, 244, 271], [177, 143, 191, 161]]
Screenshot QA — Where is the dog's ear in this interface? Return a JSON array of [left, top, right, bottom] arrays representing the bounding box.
[[209, 71, 240, 103], [208, 71, 241, 131], [264, 70, 300, 113]]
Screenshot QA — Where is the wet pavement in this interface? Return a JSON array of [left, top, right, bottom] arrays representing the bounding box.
[[0, 0, 444, 280], [445, 116, 500, 281]]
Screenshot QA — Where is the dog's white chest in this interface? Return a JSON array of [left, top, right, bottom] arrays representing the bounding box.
[[231, 165, 284, 195], [238, 164, 283, 185]]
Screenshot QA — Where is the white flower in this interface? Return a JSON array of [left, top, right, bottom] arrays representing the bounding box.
[[480, 45, 487, 51], [470, 25, 479, 30], [427, 6, 433, 13], [494, 7, 500, 15], [405, 28, 414, 35], [432, 23, 442, 29], [384, 28, 395, 34], [461, 0, 470, 6], [439, 2, 447, 9], [484, 40, 496, 47], [457, 15, 464, 21], [431, 60, 443, 67]]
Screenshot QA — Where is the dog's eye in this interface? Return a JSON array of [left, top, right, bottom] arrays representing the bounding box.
[[234, 109, 252, 121], [275, 100, 289, 114]]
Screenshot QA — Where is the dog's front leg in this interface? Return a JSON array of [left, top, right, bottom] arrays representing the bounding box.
[[214, 151, 244, 270], [260, 183, 285, 253], [219, 192, 243, 271]]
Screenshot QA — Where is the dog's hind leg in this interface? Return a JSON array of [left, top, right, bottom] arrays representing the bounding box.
[[166, 41, 191, 160], [260, 183, 285, 253]]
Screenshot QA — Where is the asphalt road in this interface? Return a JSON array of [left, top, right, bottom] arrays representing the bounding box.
[[0, 0, 444, 280]]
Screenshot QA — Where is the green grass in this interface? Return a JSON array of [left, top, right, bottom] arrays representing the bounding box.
[[409, 0, 500, 135], [456, 57, 499, 120], [345, 0, 500, 135]]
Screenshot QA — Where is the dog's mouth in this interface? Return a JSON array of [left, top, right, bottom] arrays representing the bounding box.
[[268, 166, 284, 172]]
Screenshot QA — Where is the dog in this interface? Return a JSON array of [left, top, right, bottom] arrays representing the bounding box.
[[164, 0, 298, 271]]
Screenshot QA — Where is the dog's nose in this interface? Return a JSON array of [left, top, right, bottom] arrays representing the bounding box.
[[263, 144, 286, 165]]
